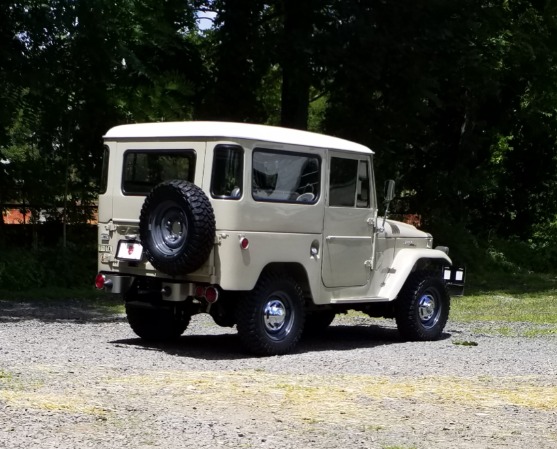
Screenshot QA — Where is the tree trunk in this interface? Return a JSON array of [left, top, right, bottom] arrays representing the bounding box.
[[280, 0, 313, 130]]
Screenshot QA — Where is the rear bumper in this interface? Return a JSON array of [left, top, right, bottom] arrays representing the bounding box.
[[98, 273, 134, 294]]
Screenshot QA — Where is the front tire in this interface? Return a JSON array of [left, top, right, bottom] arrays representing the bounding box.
[[395, 272, 450, 341], [236, 271, 305, 356]]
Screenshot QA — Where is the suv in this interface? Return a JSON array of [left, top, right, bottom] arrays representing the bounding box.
[[95, 121, 464, 355]]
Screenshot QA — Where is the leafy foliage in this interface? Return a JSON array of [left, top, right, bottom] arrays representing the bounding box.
[[1, 0, 557, 284]]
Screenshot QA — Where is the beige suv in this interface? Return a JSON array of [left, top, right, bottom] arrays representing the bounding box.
[[95, 121, 464, 355]]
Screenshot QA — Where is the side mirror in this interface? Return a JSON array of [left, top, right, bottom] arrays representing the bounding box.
[[384, 179, 396, 202]]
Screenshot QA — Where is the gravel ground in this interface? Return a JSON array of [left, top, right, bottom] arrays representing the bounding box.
[[1, 299, 556, 449]]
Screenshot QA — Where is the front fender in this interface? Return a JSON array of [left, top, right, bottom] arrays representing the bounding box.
[[376, 249, 452, 300]]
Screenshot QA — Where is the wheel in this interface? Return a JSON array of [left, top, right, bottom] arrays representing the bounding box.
[[125, 302, 190, 342], [236, 271, 305, 356], [303, 310, 336, 335], [139, 180, 215, 276], [395, 272, 450, 341]]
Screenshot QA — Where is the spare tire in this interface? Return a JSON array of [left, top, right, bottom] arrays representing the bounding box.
[[139, 180, 216, 276]]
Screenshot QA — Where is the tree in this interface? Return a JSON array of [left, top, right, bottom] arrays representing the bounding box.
[[195, 0, 271, 122], [0, 2, 27, 230], [320, 0, 557, 239], [278, 0, 315, 129]]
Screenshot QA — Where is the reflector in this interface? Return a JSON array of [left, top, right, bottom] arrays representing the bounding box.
[[239, 237, 249, 250]]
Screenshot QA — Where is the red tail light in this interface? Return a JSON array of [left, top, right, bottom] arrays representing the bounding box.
[[194, 284, 219, 303], [205, 286, 219, 303], [95, 273, 106, 289]]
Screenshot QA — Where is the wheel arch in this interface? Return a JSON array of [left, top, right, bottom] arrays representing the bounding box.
[[261, 262, 314, 304], [376, 249, 452, 300]]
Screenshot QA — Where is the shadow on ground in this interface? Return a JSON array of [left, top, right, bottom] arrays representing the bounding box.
[[110, 323, 451, 360], [0, 299, 451, 359]]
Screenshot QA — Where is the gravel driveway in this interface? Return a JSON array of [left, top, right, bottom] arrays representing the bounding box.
[[1, 299, 556, 449]]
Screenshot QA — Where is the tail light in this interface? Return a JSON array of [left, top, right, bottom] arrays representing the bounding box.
[[194, 284, 219, 303], [205, 286, 219, 303], [95, 273, 113, 289]]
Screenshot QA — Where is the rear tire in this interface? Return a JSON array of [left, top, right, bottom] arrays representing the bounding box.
[[303, 311, 336, 335], [126, 302, 190, 342], [236, 271, 305, 356], [395, 272, 450, 341]]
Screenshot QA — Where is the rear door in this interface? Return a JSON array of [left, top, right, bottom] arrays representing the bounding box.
[[321, 153, 376, 288], [111, 141, 206, 226]]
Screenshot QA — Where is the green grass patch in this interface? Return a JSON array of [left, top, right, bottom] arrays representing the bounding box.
[[452, 288, 557, 324], [450, 271, 557, 336], [0, 286, 110, 301], [0, 288, 124, 315], [0, 370, 13, 381]]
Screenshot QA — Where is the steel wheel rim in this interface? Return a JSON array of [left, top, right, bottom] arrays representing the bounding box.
[[418, 290, 441, 329], [151, 201, 188, 255], [262, 294, 293, 341]]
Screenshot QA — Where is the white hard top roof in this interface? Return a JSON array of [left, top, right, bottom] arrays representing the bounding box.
[[104, 121, 373, 154]]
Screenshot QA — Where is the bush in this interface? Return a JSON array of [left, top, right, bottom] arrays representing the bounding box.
[[0, 245, 97, 291]]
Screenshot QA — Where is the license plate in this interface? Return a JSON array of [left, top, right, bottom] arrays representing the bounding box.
[[116, 241, 143, 261], [98, 244, 113, 253]]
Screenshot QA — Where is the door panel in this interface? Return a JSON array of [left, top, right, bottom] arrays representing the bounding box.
[[111, 141, 206, 225], [322, 155, 375, 288]]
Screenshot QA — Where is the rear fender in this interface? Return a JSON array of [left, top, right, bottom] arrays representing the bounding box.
[[376, 249, 452, 300]]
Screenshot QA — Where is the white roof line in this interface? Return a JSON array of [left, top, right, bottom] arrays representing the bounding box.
[[104, 121, 373, 154]]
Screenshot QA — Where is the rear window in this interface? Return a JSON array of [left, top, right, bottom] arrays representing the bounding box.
[[122, 150, 196, 195]]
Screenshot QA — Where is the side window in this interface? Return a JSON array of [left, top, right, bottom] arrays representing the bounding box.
[[329, 157, 371, 208], [122, 150, 195, 195], [100, 145, 109, 194], [252, 149, 321, 203], [211, 145, 244, 199], [357, 160, 370, 208], [329, 157, 358, 207]]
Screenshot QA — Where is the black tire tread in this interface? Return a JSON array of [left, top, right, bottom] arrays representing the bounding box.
[[395, 271, 450, 341], [126, 302, 190, 342], [236, 271, 305, 356], [139, 180, 216, 275]]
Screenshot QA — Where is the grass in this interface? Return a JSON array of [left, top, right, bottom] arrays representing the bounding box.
[[449, 271, 557, 336], [0, 286, 111, 301], [452, 292, 557, 324], [109, 370, 557, 411], [1, 266, 557, 334], [0, 287, 124, 315]]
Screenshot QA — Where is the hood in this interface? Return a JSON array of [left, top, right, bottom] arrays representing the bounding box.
[[382, 219, 431, 239]]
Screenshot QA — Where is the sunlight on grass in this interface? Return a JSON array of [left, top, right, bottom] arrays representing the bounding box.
[[452, 291, 557, 324]]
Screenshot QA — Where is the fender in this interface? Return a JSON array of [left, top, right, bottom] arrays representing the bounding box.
[[376, 248, 452, 300]]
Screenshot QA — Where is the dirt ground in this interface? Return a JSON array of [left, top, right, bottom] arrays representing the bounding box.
[[1, 301, 556, 449]]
